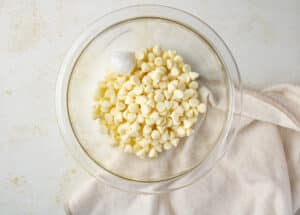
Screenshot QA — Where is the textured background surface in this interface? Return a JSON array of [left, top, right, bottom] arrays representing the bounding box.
[[0, 0, 299, 214]]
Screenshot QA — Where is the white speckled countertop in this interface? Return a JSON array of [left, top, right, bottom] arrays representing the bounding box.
[[0, 0, 299, 214]]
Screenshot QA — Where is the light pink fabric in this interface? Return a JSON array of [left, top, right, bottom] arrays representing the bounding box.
[[66, 84, 300, 215]]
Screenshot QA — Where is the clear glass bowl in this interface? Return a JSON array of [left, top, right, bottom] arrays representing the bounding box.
[[56, 5, 242, 194]]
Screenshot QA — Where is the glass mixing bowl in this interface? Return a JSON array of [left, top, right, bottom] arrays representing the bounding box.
[[56, 5, 242, 194]]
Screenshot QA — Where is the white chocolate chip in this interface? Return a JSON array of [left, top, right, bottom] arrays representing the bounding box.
[[133, 86, 143, 95], [148, 148, 158, 158], [156, 102, 166, 112], [171, 138, 179, 147], [143, 125, 152, 136], [137, 115, 145, 123], [182, 64, 191, 73], [189, 72, 199, 80], [135, 51, 145, 60], [141, 105, 151, 115], [189, 98, 200, 107], [128, 104, 139, 113], [166, 59, 173, 69], [140, 138, 150, 147], [148, 52, 155, 62], [198, 103, 207, 114], [183, 89, 195, 100], [124, 144, 133, 153], [153, 45, 161, 56], [170, 66, 180, 77], [174, 55, 183, 63], [141, 62, 150, 72], [173, 90, 184, 100], [151, 130, 161, 140], [136, 149, 146, 158], [189, 81, 198, 89], [154, 57, 163, 66], [154, 92, 164, 102], [163, 142, 172, 150], [130, 75, 141, 85], [126, 113, 136, 122]]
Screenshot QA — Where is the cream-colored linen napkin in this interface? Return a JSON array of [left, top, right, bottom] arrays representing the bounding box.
[[65, 84, 300, 215]]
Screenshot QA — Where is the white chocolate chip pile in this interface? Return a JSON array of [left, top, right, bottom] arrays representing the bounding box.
[[93, 45, 207, 159]]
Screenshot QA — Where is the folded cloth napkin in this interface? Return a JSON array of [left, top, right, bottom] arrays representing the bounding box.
[[65, 84, 300, 215]]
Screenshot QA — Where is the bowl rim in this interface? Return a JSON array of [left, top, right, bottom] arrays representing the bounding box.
[[55, 4, 242, 194]]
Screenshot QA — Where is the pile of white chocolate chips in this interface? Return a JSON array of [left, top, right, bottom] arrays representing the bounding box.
[[93, 45, 206, 158]]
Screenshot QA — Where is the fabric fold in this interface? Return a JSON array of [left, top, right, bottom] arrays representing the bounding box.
[[66, 84, 300, 215]]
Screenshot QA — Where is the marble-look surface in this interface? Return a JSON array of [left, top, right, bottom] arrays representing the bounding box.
[[0, 0, 299, 214]]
